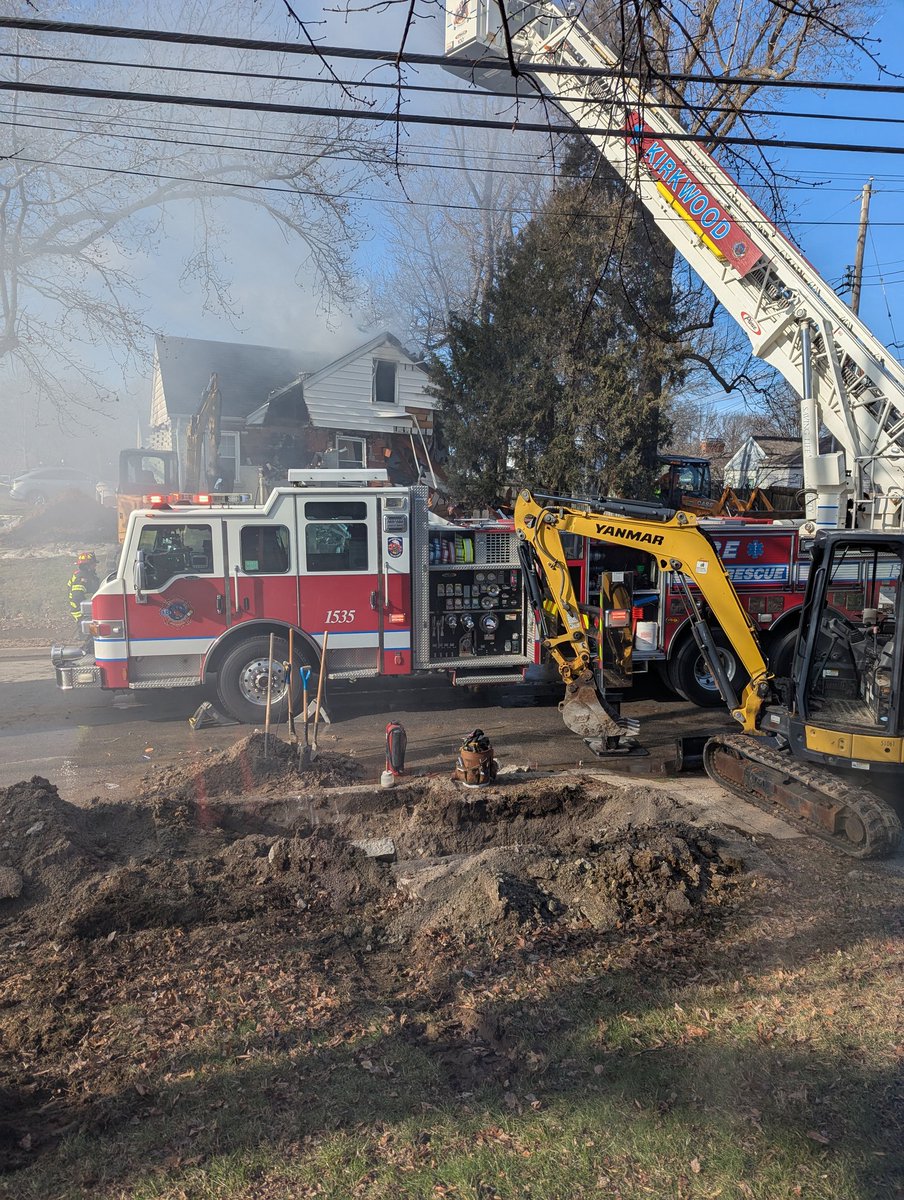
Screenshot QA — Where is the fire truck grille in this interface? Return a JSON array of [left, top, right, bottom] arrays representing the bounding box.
[[479, 532, 517, 564]]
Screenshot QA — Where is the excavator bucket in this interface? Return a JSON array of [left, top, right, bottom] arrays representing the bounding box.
[[559, 677, 640, 741]]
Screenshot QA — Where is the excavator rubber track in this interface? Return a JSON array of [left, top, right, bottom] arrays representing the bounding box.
[[704, 733, 902, 859]]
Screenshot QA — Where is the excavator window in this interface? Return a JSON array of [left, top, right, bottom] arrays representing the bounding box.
[[802, 541, 901, 733]]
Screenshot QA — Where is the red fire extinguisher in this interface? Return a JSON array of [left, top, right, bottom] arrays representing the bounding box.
[[385, 721, 407, 777]]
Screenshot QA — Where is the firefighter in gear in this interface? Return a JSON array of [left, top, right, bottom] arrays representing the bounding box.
[[68, 551, 99, 648]]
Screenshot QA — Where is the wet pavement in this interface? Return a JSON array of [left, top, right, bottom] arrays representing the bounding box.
[[0, 649, 805, 843]]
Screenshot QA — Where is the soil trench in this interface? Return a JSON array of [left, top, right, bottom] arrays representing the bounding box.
[[1, 734, 747, 952]]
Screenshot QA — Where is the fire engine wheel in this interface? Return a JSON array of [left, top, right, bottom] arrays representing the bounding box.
[[668, 631, 749, 709], [216, 634, 315, 726]]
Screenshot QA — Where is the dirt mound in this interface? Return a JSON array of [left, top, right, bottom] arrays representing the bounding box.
[[391, 822, 739, 942], [0, 768, 745, 955], [140, 732, 365, 811], [62, 831, 388, 941], [0, 777, 100, 917], [0, 492, 116, 548]]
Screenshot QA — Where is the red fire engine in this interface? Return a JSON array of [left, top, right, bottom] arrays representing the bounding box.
[[52, 470, 534, 723]]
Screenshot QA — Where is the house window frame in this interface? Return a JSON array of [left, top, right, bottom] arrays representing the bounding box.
[[217, 430, 241, 485], [372, 358, 398, 406], [336, 434, 366, 467]]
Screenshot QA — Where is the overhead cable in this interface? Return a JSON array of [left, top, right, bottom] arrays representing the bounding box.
[[1, 48, 903, 129], [4, 151, 904, 225], [1, 16, 903, 96], [2, 79, 904, 156]]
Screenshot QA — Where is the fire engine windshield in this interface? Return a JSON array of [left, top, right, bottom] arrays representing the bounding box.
[[136, 523, 214, 589]]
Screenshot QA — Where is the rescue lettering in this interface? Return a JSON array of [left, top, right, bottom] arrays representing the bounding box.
[[595, 524, 664, 546]]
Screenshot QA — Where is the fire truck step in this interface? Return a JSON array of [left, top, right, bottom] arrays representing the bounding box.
[[452, 672, 526, 687], [128, 675, 201, 689]]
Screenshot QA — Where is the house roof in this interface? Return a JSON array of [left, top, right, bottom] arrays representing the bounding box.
[[747, 435, 803, 465], [154, 335, 328, 421], [246, 332, 436, 434]]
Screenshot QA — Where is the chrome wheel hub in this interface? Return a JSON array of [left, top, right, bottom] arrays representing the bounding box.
[[238, 658, 287, 706]]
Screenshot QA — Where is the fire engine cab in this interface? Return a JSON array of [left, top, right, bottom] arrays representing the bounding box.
[[52, 470, 533, 723]]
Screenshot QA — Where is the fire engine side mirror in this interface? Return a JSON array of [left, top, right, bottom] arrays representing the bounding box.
[[134, 549, 149, 604]]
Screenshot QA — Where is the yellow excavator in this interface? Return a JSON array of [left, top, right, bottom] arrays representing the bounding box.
[[515, 490, 903, 859]]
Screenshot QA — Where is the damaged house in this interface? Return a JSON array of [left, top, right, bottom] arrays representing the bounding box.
[[146, 332, 437, 493]]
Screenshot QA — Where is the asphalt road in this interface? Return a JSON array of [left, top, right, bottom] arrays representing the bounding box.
[[0, 650, 803, 844]]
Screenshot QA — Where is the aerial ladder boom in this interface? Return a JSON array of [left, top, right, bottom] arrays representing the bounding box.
[[444, 2, 904, 530]]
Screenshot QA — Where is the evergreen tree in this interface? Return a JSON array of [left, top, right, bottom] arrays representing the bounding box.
[[430, 143, 689, 507]]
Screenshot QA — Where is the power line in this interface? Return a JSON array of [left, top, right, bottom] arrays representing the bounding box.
[[5, 95, 904, 183], [2, 16, 903, 96], [6, 108, 904, 195], [2, 78, 904, 157], [4, 150, 904, 227], [3, 47, 904, 132]]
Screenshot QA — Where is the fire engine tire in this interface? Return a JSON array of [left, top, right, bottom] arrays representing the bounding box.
[[766, 626, 799, 679], [668, 631, 749, 709], [216, 634, 316, 726], [653, 659, 680, 697]]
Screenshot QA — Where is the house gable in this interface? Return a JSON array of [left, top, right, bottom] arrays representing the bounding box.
[[301, 333, 435, 436]]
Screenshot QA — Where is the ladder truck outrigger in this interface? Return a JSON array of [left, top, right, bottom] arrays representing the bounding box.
[[446, 2, 904, 855]]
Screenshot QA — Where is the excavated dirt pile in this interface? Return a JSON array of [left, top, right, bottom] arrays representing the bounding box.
[[140, 732, 365, 811], [0, 769, 750, 1174], [0, 769, 744, 952]]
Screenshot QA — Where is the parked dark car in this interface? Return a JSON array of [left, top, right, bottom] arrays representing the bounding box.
[[9, 466, 98, 505]]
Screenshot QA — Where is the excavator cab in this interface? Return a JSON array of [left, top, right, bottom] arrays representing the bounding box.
[[656, 455, 712, 510], [790, 531, 903, 759]]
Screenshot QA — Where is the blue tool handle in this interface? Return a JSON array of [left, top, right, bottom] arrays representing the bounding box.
[[301, 667, 312, 687]]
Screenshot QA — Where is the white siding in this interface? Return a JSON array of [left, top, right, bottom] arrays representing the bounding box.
[[149, 349, 168, 428], [723, 438, 802, 489], [303, 342, 435, 435]]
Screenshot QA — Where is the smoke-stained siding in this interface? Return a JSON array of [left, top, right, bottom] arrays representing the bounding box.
[[303, 335, 435, 435]]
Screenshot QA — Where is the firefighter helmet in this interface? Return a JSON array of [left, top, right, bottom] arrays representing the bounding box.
[[76, 551, 96, 566]]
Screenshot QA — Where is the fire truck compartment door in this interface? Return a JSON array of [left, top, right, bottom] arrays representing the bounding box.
[[227, 520, 299, 629], [123, 518, 228, 678], [297, 494, 383, 672]]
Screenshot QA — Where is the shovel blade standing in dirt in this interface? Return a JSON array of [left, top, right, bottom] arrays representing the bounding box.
[[300, 666, 312, 765], [310, 631, 329, 761]]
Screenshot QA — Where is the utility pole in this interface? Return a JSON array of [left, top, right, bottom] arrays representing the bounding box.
[[851, 178, 873, 316]]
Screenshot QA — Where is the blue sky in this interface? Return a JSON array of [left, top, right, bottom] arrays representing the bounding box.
[[1, 0, 901, 472], [309, 0, 903, 355]]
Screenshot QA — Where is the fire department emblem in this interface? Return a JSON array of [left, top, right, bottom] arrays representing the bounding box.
[[387, 537, 404, 559], [160, 598, 193, 626], [731, 240, 749, 261], [748, 541, 765, 559]]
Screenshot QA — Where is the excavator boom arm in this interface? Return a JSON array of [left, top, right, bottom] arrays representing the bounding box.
[[514, 490, 772, 734]]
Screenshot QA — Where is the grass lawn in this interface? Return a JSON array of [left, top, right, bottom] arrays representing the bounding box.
[[1, 834, 900, 1200]]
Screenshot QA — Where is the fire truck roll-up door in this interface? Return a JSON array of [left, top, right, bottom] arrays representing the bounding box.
[[123, 515, 228, 687]]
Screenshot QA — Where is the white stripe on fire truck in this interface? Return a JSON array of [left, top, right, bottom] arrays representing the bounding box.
[[94, 636, 216, 659], [94, 629, 412, 657]]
